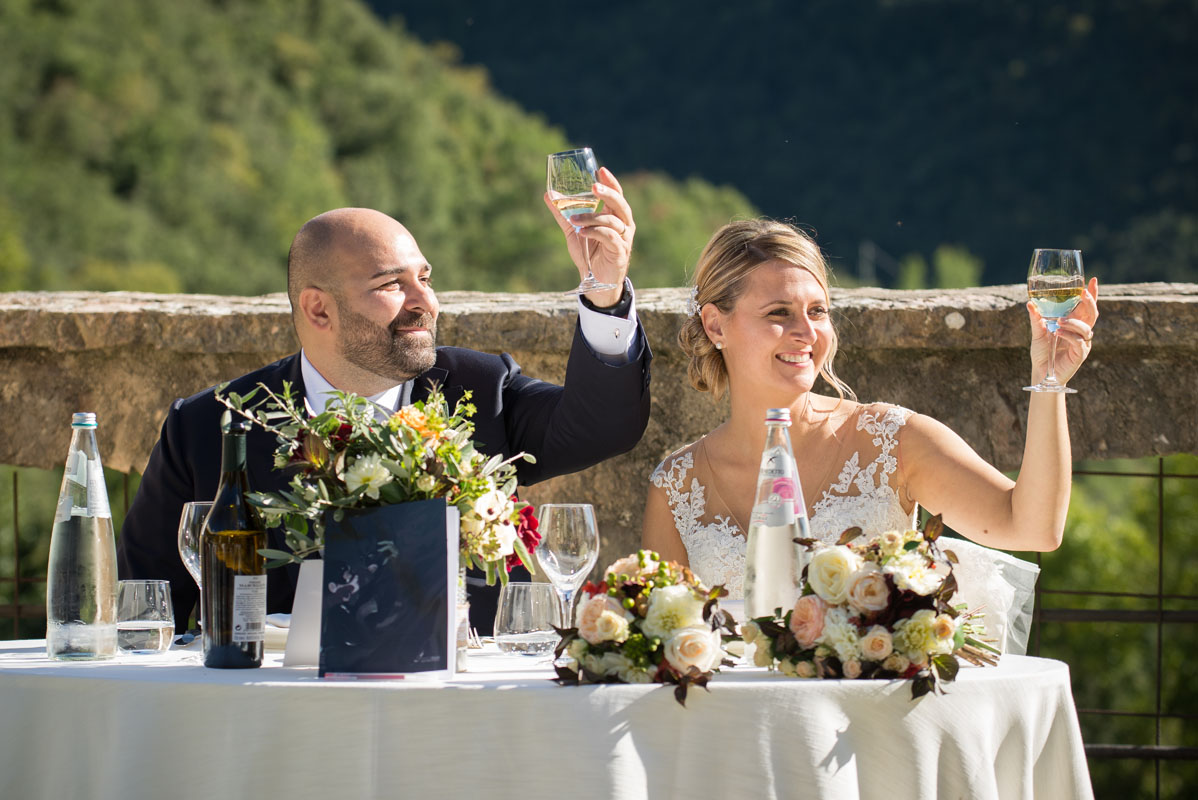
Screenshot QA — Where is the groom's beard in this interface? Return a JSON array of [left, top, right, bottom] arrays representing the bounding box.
[[335, 304, 438, 383]]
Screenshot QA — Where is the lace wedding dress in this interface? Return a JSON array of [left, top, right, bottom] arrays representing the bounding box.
[[650, 404, 1038, 653]]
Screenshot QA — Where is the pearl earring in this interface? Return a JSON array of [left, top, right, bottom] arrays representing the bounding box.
[[714, 341, 724, 351]]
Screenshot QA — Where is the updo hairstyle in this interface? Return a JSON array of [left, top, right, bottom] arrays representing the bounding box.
[[679, 218, 855, 401]]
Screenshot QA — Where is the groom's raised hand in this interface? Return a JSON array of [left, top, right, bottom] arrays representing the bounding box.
[[544, 166, 636, 309]]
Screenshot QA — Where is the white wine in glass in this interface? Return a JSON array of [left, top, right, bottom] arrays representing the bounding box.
[[535, 503, 600, 625], [1024, 248, 1085, 393], [547, 147, 616, 295]]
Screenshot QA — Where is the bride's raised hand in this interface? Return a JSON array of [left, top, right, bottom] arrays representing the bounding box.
[[1027, 277, 1099, 385]]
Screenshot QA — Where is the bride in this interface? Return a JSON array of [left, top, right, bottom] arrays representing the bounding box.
[[642, 220, 1098, 647]]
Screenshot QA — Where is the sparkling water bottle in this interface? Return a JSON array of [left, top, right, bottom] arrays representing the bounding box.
[[46, 412, 118, 659], [743, 408, 810, 620]]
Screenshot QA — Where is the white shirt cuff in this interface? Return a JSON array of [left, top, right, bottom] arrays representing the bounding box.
[[577, 286, 639, 361]]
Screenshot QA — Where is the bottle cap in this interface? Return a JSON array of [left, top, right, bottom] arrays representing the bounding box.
[[71, 412, 97, 429], [765, 408, 791, 423]]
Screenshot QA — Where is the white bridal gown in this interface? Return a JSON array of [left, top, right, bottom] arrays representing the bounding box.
[[651, 405, 1039, 654]]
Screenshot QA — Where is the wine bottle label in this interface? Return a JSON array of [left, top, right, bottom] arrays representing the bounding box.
[[231, 575, 267, 643]]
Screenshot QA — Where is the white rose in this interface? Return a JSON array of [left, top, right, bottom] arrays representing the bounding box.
[[882, 652, 910, 673], [859, 625, 894, 661], [842, 659, 863, 679], [752, 641, 775, 668], [741, 620, 761, 646], [884, 553, 947, 596], [795, 660, 817, 678], [416, 473, 437, 493], [641, 585, 706, 640], [807, 545, 863, 605], [846, 563, 891, 614], [663, 626, 721, 674]]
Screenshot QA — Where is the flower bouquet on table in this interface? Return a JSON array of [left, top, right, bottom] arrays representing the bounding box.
[[554, 550, 737, 706], [743, 515, 999, 699], [217, 381, 540, 583]]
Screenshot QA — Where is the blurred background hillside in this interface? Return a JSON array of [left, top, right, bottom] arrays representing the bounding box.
[[1, 0, 1194, 295]]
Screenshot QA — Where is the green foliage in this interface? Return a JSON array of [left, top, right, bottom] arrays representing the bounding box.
[[387, 0, 1198, 286], [896, 245, 985, 289], [0, 0, 756, 295]]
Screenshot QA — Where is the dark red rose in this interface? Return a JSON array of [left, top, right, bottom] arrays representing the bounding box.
[[505, 501, 541, 572]]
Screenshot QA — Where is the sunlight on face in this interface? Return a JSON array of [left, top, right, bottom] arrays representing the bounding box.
[[717, 261, 833, 402]]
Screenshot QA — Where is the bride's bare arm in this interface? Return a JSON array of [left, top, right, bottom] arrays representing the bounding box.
[[641, 483, 690, 565], [901, 280, 1098, 551]]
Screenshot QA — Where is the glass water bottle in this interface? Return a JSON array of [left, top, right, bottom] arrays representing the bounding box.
[[46, 412, 118, 659], [743, 408, 810, 620]]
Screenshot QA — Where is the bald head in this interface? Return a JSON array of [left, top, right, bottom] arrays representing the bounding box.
[[287, 208, 415, 312]]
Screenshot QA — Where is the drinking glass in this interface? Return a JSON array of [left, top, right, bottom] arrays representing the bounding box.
[[116, 579, 174, 654], [535, 503, 600, 626], [177, 501, 211, 592], [494, 582, 562, 656], [1024, 249, 1085, 393], [547, 148, 616, 295]]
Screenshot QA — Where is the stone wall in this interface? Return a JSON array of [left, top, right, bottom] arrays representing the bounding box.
[[2, 284, 1195, 563]]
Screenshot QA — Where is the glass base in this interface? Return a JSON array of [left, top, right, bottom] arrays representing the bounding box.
[[565, 277, 618, 296], [1023, 383, 1078, 394]]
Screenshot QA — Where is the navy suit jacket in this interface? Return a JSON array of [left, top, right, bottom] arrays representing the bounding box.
[[117, 325, 651, 634]]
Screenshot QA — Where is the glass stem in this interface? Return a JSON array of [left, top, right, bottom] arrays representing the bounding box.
[[576, 225, 593, 280], [1045, 329, 1061, 385]]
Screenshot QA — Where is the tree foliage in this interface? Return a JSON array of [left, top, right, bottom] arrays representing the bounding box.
[[385, 0, 1198, 286], [0, 0, 757, 294]]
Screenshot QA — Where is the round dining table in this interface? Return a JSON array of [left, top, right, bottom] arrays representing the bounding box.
[[0, 638, 1092, 800]]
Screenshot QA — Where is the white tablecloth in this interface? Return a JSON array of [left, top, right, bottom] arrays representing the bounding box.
[[0, 640, 1092, 800]]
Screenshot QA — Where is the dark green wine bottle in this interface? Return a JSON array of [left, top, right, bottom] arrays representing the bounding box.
[[201, 418, 266, 668]]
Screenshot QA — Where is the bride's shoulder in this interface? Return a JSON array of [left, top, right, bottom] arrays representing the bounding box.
[[649, 440, 702, 487]]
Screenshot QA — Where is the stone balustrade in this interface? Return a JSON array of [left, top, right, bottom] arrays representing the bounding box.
[[2, 284, 1194, 560]]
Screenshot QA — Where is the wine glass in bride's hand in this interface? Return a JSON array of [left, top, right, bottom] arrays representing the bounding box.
[[547, 148, 616, 295], [1024, 249, 1085, 394], [535, 504, 600, 626]]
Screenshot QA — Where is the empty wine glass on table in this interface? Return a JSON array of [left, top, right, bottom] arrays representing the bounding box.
[[547, 147, 616, 295], [535, 503, 600, 626], [494, 583, 562, 656], [177, 501, 212, 632], [116, 579, 174, 655], [1024, 249, 1086, 394]]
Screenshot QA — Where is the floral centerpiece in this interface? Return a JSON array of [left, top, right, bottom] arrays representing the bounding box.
[[218, 381, 539, 583], [742, 516, 998, 699], [554, 549, 736, 706]]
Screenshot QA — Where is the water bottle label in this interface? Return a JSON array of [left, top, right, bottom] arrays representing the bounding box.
[[232, 575, 267, 643], [66, 451, 89, 487], [749, 478, 807, 527], [85, 458, 111, 519]]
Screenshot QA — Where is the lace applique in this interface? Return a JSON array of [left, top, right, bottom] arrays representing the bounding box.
[[810, 405, 915, 542], [652, 449, 746, 598]]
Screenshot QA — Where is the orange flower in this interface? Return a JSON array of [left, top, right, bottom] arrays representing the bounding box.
[[390, 406, 437, 439]]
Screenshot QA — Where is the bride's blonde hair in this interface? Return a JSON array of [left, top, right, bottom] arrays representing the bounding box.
[[679, 219, 855, 401]]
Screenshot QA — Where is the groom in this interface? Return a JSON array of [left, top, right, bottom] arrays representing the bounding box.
[[117, 167, 651, 634]]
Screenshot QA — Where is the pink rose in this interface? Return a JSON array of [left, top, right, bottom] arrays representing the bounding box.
[[842, 659, 862, 679], [789, 594, 828, 648], [576, 594, 630, 645]]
